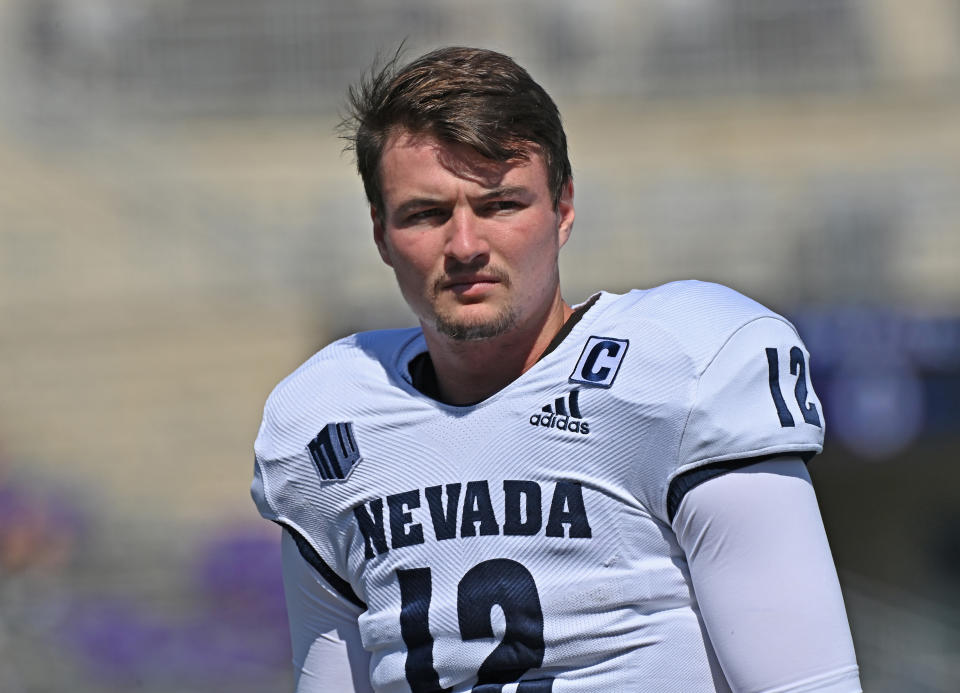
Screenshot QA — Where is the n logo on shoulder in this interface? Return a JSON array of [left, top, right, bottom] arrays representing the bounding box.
[[307, 422, 361, 481], [570, 336, 629, 388]]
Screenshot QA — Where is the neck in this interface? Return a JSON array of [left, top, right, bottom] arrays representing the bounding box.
[[422, 293, 573, 406]]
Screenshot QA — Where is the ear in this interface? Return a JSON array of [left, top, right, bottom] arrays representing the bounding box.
[[556, 179, 575, 248], [371, 206, 393, 267]]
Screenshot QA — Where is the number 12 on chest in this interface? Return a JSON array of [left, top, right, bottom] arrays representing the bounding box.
[[397, 558, 554, 692]]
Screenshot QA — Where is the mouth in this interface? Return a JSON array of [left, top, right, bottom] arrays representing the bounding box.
[[441, 274, 502, 297]]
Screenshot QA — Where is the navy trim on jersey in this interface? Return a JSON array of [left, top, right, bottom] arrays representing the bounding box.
[[666, 452, 815, 523], [408, 351, 442, 400], [538, 293, 600, 360], [280, 523, 366, 610]]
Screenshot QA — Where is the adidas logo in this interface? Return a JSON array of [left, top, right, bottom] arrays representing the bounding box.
[[529, 389, 591, 435]]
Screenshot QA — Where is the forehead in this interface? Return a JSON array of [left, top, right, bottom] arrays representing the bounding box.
[[378, 130, 548, 204]]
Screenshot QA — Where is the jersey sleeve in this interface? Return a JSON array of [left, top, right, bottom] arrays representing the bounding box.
[[251, 396, 315, 538], [676, 315, 825, 480], [251, 375, 366, 610]]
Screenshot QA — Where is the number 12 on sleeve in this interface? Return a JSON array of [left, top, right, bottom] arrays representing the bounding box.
[[765, 346, 821, 428]]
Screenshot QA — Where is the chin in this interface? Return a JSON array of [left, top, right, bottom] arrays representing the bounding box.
[[433, 306, 517, 341]]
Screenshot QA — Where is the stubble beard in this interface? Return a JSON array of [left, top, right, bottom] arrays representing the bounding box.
[[433, 303, 518, 341], [429, 267, 517, 341]]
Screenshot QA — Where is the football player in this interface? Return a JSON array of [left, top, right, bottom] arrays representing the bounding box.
[[252, 47, 862, 692]]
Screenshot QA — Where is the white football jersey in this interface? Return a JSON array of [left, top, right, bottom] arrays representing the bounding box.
[[252, 281, 826, 692]]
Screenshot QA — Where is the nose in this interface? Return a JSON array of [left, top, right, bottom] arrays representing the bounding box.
[[445, 207, 489, 265]]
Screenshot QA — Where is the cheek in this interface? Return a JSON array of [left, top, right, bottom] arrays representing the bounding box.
[[387, 233, 429, 266], [509, 223, 560, 270], [388, 237, 442, 285]]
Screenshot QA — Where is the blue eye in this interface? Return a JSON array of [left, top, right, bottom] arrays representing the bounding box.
[[408, 209, 444, 223], [488, 200, 520, 213]]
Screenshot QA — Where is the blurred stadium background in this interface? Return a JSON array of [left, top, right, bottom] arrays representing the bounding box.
[[1, 0, 958, 690]]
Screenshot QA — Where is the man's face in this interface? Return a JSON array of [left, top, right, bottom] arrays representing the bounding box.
[[372, 131, 574, 342]]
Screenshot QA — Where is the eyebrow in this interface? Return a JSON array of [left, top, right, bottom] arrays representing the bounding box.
[[477, 186, 530, 201]]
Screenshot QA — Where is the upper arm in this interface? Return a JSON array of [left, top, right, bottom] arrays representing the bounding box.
[[672, 456, 861, 693], [677, 316, 824, 476], [281, 530, 374, 693]]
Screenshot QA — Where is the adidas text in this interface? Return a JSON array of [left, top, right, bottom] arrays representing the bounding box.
[[529, 412, 590, 434]]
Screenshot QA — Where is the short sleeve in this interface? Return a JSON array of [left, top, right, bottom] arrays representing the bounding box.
[[676, 316, 825, 478], [251, 399, 304, 530], [251, 381, 366, 609], [250, 367, 333, 545]]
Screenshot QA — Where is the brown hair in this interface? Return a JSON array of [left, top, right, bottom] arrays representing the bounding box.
[[342, 46, 572, 214]]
